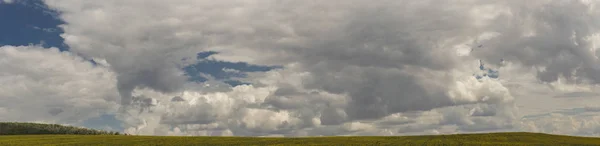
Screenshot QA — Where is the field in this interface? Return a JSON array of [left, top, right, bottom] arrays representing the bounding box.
[[2, 132, 600, 146]]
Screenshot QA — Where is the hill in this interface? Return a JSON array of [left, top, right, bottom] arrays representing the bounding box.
[[1, 123, 599, 145], [2, 132, 600, 145], [0, 122, 120, 135]]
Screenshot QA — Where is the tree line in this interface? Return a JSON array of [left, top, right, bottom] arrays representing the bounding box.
[[0, 122, 122, 135]]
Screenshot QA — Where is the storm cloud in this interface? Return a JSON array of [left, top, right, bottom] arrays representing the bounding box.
[[0, 0, 597, 136]]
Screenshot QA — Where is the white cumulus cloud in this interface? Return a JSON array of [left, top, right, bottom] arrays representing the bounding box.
[[0, 45, 119, 125], [0, 0, 587, 136]]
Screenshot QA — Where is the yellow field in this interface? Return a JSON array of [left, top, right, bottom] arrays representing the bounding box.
[[1, 132, 600, 146]]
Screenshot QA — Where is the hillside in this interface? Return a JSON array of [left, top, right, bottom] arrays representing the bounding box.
[[0, 122, 120, 135], [2, 132, 600, 145]]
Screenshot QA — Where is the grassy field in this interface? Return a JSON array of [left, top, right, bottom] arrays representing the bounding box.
[[1, 132, 600, 146]]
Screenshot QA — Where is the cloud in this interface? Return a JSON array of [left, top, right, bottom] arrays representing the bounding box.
[[1, 0, 14, 4], [0, 45, 119, 124], [474, 0, 600, 84], [35, 0, 600, 136], [520, 112, 600, 137], [584, 106, 600, 112]]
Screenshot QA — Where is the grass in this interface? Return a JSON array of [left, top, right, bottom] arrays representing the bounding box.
[[1, 132, 600, 146]]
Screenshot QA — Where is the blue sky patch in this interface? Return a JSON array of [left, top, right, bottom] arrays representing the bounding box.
[[475, 60, 499, 80], [0, 0, 67, 50], [184, 51, 279, 86], [80, 114, 124, 132]]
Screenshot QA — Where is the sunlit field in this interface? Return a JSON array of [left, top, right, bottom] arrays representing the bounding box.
[[2, 132, 600, 146]]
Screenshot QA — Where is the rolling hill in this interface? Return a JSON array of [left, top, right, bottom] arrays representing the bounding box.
[[1, 122, 600, 145]]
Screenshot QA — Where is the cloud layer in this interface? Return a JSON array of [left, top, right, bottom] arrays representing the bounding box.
[[0, 45, 119, 124], [1, 0, 600, 136]]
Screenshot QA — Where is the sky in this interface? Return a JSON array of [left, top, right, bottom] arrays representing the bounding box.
[[2, 0, 600, 137]]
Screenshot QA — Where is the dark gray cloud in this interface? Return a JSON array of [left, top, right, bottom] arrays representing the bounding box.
[[37, 0, 600, 136], [475, 0, 600, 84]]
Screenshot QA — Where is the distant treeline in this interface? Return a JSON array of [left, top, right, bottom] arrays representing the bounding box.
[[0, 122, 122, 135]]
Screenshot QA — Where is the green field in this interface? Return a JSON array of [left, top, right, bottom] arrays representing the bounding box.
[[1, 132, 600, 146]]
